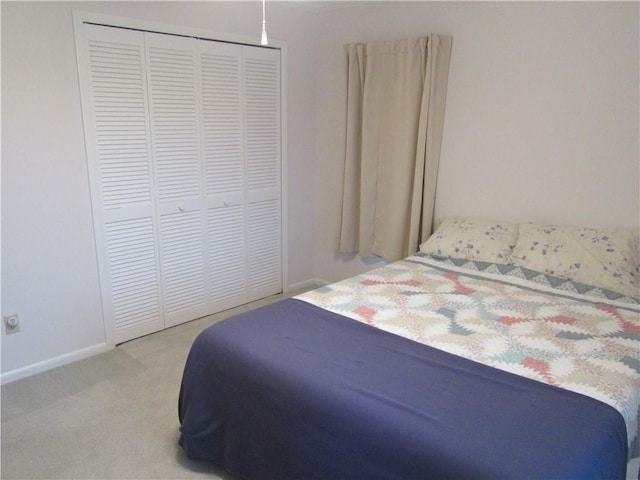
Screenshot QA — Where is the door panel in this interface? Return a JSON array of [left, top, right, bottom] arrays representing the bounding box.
[[146, 33, 209, 325], [80, 24, 163, 343], [244, 47, 282, 300]]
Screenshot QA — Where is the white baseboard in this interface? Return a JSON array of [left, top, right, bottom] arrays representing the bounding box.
[[287, 278, 328, 294], [1, 343, 111, 385]]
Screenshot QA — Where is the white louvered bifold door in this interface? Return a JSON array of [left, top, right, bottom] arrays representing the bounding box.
[[78, 21, 283, 344], [244, 47, 282, 301], [78, 25, 164, 344], [145, 33, 210, 328]]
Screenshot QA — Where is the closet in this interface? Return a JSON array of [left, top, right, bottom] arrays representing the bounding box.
[[75, 18, 283, 344]]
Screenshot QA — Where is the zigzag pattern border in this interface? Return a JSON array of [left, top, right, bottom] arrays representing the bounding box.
[[419, 253, 640, 305]]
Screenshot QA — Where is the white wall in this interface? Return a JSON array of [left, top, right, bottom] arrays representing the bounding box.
[[312, 0, 639, 283], [1, 1, 318, 380], [2, 0, 639, 381]]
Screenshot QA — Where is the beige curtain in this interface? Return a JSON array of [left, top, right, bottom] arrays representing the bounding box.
[[339, 35, 452, 262]]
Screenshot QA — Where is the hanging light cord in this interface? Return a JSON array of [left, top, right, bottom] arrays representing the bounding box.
[[261, 0, 268, 45]]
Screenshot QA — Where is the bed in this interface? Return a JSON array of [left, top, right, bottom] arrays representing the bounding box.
[[179, 218, 640, 479]]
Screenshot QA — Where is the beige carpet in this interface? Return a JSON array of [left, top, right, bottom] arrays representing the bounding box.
[[1, 292, 297, 479]]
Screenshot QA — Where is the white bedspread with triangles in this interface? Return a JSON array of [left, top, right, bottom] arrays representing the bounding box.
[[297, 253, 640, 464]]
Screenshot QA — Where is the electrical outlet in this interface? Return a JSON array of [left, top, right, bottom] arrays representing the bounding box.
[[4, 314, 20, 334]]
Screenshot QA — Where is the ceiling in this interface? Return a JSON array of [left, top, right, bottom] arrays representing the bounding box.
[[275, 1, 376, 14]]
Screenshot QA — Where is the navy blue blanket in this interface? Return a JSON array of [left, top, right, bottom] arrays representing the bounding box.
[[179, 298, 627, 479]]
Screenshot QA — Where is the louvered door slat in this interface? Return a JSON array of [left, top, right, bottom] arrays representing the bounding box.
[[147, 34, 201, 203], [208, 205, 246, 307], [88, 34, 153, 210], [200, 44, 243, 196], [160, 211, 207, 320], [105, 217, 161, 332], [247, 198, 281, 292], [245, 58, 280, 192]]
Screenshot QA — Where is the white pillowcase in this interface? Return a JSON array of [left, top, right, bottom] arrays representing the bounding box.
[[511, 223, 640, 298], [420, 217, 518, 264]]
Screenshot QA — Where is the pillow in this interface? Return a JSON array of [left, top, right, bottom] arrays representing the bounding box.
[[511, 223, 640, 298], [420, 217, 518, 263]]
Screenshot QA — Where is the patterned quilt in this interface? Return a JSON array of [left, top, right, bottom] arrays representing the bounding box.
[[297, 253, 640, 464]]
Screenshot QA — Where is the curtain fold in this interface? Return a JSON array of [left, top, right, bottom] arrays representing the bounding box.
[[339, 35, 452, 262]]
